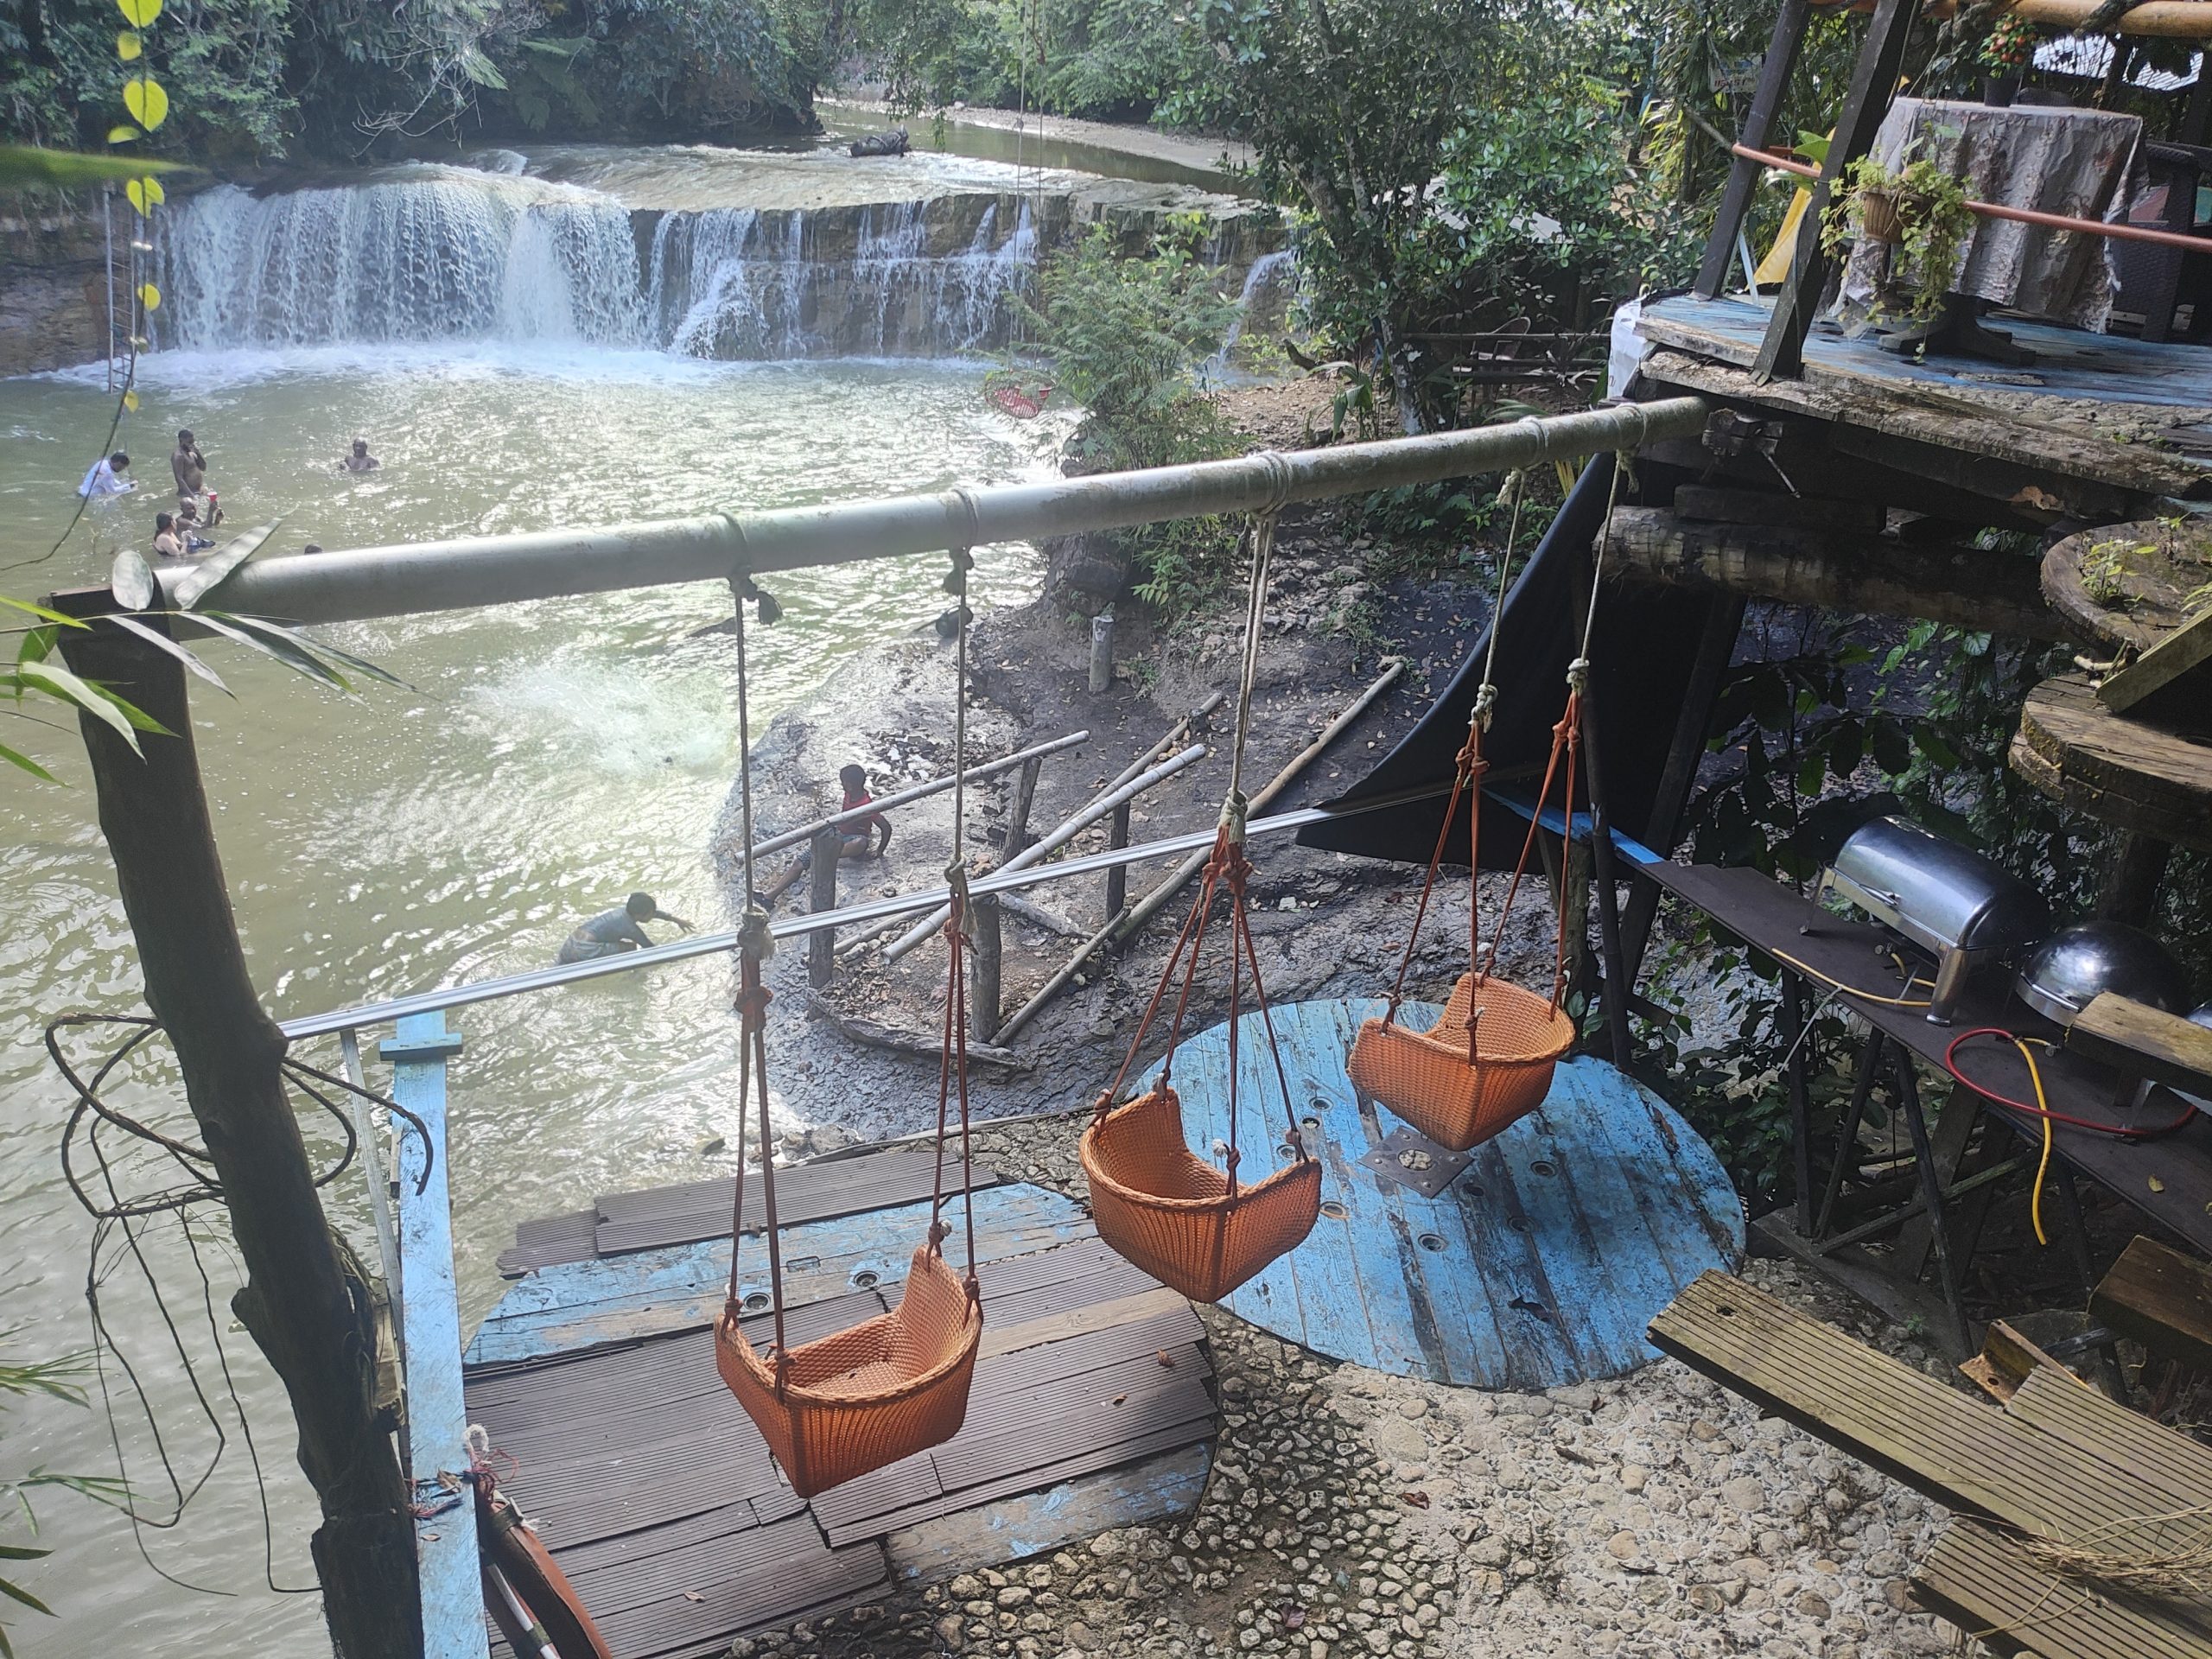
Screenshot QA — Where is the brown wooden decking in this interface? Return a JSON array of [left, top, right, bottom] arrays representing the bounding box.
[[1650, 1269, 2212, 1659], [468, 1162, 1212, 1659]]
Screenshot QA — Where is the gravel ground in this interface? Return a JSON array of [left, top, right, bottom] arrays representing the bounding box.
[[726, 1112, 1965, 1659]]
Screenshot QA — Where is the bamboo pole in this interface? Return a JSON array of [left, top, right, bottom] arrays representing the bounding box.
[[1104, 690, 1227, 797], [1733, 143, 2212, 250], [148, 399, 1709, 626], [874, 742, 1211, 964], [1924, 0, 2212, 36], [995, 658, 1406, 1042], [735, 729, 1087, 861]]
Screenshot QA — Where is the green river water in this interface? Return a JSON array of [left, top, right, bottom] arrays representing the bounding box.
[[0, 342, 1066, 1652]]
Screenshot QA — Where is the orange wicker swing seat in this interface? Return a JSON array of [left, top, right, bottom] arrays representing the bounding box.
[[1082, 507, 1320, 1304], [1083, 815, 1323, 1302], [712, 560, 985, 1500], [1346, 473, 1592, 1154]]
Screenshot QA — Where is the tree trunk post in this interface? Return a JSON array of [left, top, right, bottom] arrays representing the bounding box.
[[2094, 830, 2172, 925], [54, 610, 419, 1659], [1105, 800, 1132, 922], [1006, 753, 1043, 859], [809, 827, 841, 988], [970, 894, 1003, 1046], [1089, 609, 1115, 695]]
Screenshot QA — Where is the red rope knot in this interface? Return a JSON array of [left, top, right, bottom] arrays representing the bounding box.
[[1219, 1144, 1242, 1174], [1282, 1124, 1306, 1159], [734, 979, 772, 1027], [770, 1347, 796, 1396], [927, 1217, 952, 1249], [943, 861, 972, 943], [963, 1272, 982, 1303]]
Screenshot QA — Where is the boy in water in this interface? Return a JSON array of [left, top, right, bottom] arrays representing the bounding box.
[[342, 436, 380, 473], [555, 892, 696, 965]]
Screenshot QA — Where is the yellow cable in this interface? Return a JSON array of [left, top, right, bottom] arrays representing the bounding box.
[[2012, 1035, 2056, 1248], [1771, 947, 1935, 1008]]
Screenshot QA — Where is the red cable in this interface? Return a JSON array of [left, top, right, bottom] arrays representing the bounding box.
[[1942, 1027, 2196, 1140]]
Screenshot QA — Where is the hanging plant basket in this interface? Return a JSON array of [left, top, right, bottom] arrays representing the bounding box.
[[1859, 189, 1905, 246]]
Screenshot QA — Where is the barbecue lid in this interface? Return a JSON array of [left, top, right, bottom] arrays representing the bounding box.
[[1827, 816, 2050, 952], [2016, 922, 2193, 1027]]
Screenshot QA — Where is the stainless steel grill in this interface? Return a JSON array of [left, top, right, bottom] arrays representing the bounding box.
[[1818, 816, 2051, 1025]]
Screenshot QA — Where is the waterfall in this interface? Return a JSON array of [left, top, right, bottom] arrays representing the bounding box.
[[1202, 249, 1296, 380], [160, 171, 648, 350], [161, 168, 1046, 361]]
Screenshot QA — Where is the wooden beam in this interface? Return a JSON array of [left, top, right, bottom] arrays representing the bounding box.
[[1928, 0, 2212, 38], [1754, 0, 1920, 382], [2097, 607, 2212, 715], [54, 611, 421, 1657], [1694, 0, 1815, 299], [385, 1014, 489, 1659], [1607, 506, 2075, 638], [2091, 1235, 2212, 1374], [2068, 992, 2212, 1097]]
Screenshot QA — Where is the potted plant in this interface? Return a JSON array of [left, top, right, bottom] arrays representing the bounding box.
[[1821, 148, 1976, 327], [1980, 14, 2037, 106]]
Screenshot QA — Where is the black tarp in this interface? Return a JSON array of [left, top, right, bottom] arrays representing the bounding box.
[[1297, 454, 1714, 868]]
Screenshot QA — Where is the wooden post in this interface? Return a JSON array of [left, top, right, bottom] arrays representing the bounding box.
[[970, 894, 1003, 1046], [1579, 692, 1636, 1069], [1006, 753, 1043, 858], [1753, 0, 1917, 382], [1090, 609, 1115, 695], [54, 612, 419, 1658], [1104, 800, 1132, 922], [1693, 0, 1815, 298], [808, 828, 841, 988], [2094, 830, 2172, 926]]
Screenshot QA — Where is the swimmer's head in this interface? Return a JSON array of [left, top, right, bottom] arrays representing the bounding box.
[[353, 437, 370, 456], [177, 429, 194, 445], [626, 892, 658, 922], [839, 764, 868, 794], [156, 512, 175, 531], [110, 453, 130, 471]]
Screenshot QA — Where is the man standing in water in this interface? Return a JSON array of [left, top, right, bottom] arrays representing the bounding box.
[[556, 892, 696, 964], [341, 436, 380, 473], [171, 429, 207, 499], [77, 452, 132, 496]]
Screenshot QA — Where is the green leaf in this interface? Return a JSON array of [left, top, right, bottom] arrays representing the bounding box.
[[0, 1548, 48, 1564], [0, 596, 86, 630], [0, 1575, 52, 1616], [123, 76, 169, 131], [117, 29, 143, 61], [104, 615, 230, 695], [115, 0, 162, 25], [0, 744, 60, 785], [200, 612, 413, 692], [187, 613, 351, 693], [0, 145, 183, 189], [16, 662, 147, 753]]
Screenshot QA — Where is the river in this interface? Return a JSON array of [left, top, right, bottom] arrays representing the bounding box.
[[0, 130, 1265, 1653]]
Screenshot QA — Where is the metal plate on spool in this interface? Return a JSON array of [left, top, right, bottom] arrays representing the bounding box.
[[1359, 1126, 1471, 1198]]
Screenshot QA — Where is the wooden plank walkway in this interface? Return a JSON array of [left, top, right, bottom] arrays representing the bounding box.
[[465, 1179, 1213, 1659], [1162, 997, 1743, 1389], [1650, 1269, 2212, 1659], [497, 1146, 1007, 1274]]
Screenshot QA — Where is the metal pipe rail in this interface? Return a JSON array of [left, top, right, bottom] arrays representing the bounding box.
[[159, 399, 1707, 626], [276, 783, 1452, 1042]]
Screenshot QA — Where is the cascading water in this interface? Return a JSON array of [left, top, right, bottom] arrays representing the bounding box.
[[1203, 248, 1296, 379], [161, 163, 1047, 361], [160, 170, 650, 349]]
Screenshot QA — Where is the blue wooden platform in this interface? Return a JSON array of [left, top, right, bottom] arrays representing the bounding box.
[[1149, 997, 1745, 1390]]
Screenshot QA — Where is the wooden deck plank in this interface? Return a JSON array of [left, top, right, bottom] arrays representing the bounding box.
[[1189, 1000, 1740, 1388], [1653, 1270, 2212, 1643], [1913, 1521, 2209, 1659], [468, 1185, 1095, 1365], [594, 1152, 1007, 1258], [2092, 1236, 2212, 1374]]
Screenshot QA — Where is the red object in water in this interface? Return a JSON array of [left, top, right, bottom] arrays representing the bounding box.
[[987, 382, 1055, 420]]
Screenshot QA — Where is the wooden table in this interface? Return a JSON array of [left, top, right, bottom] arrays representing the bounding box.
[[1638, 861, 2212, 1354]]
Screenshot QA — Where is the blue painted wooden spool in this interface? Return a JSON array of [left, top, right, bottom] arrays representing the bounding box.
[[1144, 997, 1744, 1389]]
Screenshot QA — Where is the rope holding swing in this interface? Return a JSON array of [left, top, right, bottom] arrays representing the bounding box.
[[1344, 454, 1628, 1154], [1080, 498, 1322, 1305], [714, 545, 985, 1499]]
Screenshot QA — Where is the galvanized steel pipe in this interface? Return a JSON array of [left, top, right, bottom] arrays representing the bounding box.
[[161, 398, 1707, 626]]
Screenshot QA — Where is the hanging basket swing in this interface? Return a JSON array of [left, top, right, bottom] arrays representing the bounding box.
[[1082, 507, 1321, 1303], [1346, 467, 1605, 1153], [713, 553, 986, 1499]]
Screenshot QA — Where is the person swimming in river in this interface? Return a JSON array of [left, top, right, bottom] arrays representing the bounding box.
[[555, 892, 696, 965], [342, 436, 380, 473]]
